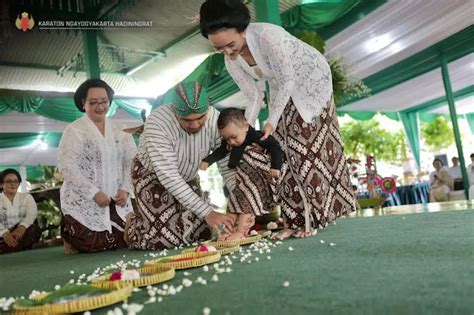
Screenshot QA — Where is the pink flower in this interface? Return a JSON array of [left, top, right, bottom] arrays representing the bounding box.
[[109, 271, 122, 281]]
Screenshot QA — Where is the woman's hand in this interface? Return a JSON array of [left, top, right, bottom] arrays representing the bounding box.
[[11, 225, 26, 241], [94, 191, 111, 208], [260, 123, 274, 141], [114, 190, 129, 207], [2, 231, 18, 248]]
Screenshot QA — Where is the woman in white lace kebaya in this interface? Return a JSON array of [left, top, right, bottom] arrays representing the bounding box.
[[0, 169, 41, 254], [58, 79, 136, 253], [200, 0, 356, 239]]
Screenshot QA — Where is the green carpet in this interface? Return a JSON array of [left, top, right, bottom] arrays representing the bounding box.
[[1, 210, 473, 315]]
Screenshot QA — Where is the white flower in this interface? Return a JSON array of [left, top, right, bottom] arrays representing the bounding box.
[[283, 281, 290, 287], [203, 307, 211, 315], [203, 265, 209, 272], [249, 230, 258, 236], [267, 222, 278, 230], [121, 270, 140, 281], [211, 275, 219, 282], [320, 240, 325, 244], [267, 256, 271, 260], [54, 285, 60, 290], [288, 246, 294, 251], [329, 243, 336, 247], [70, 270, 75, 274], [182, 279, 192, 287], [168, 286, 176, 295], [124, 303, 143, 314]]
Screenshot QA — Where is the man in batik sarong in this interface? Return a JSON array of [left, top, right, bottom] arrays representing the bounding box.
[[125, 82, 237, 250]]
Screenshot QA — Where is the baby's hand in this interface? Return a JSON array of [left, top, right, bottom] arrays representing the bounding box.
[[269, 169, 280, 178], [199, 161, 209, 171]]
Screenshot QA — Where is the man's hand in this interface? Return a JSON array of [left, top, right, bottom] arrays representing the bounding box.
[[94, 191, 111, 208], [114, 190, 129, 207], [269, 169, 281, 178], [11, 225, 26, 241], [260, 122, 274, 141], [199, 161, 209, 171], [205, 211, 234, 235], [2, 231, 18, 248]]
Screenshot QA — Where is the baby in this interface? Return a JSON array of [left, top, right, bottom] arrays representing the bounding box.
[[199, 108, 283, 240]]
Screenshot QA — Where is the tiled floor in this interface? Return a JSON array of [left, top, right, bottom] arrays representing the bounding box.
[[350, 200, 474, 217]]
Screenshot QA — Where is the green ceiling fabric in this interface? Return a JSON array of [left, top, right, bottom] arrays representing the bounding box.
[[466, 113, 474, 135], [0, 96, 44, 114], [399, 112, 421, 168], [0, 96, 151, 122], [281, 0, 360, 32], [0, 132, 62, 149]]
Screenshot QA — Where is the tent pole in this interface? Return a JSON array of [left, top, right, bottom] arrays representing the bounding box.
[[440, 54, 470, 198], [82, 30, 101, 79]]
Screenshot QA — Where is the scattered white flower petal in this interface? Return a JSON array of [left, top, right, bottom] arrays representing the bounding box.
[[288, 246, 294, 251], [182, 279, 192, 287], [267, 256, 271, 260], [283, 281, 290, 287], [70, 270, 75, 274], [83, 312, 91, 315], [168, 286, 176, 295], [249, 230, 258, 236], [124, 303, 143, 313], [203, 265, 209, 272], [158, 297, 163, 302], [225, 267, 232, 273], [148, 290, 156, 297], [402, 217, 406, 220], [320, 240, 325, 244], [144, 297, 156, 304], [203, 307, 211, 315], [329, 243, 336, 247], [183, 271, 191, 276], [211, 274, 219, 282], [54, 285, 60, 290]]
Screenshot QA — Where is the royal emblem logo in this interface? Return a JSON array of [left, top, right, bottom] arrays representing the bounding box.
[[15, 12, 35, 32]]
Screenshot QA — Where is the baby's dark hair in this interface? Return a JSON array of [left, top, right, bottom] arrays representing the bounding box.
[[199, 0, 250, 38], [217, 108, 246, 129]]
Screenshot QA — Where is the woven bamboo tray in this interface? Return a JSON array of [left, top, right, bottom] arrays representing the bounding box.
[[12, 284, 133, 314], [182, 244, 240, 256], [144, 251, 221, 269], [207, 234, 262, 247], [91, 265, 175, 288]]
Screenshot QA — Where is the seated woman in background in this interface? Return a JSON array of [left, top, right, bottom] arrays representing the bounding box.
[[429, 159, 453, 202], [58, 79, 136, 253], [0, 169, 41, 254]]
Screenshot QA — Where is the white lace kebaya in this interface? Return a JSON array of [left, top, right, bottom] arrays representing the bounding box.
[[0, 192, 37, 236], [225, 22, 333, 128], [58, 115, 137, 232]]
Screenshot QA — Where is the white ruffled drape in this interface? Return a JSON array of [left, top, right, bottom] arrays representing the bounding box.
[[58, 115, 136, 232]]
